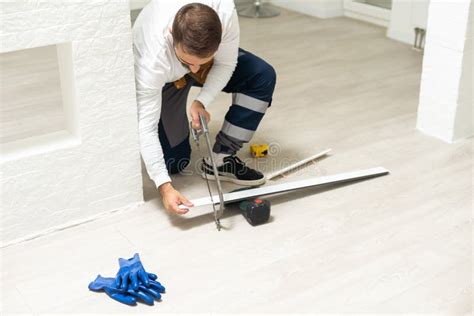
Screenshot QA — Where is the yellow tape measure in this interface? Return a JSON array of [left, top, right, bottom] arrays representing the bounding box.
[[250, 144, 269, 158]]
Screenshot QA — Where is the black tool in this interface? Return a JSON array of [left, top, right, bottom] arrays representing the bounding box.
[[239, 198, 271, 226]]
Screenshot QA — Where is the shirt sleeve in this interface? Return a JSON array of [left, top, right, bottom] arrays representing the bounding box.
[[195, 9, 240, 107], [134, 44, 171, 189]]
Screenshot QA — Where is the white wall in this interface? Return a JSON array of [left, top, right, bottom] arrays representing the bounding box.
[[268, 0, 428, 33], [1, 1, 143, 245], [269, 0, 344, 18], [387, 0, 430, 44], [416, 0, 473, 142], [270, 0, 429, 43], [130, 0, 150, 10]]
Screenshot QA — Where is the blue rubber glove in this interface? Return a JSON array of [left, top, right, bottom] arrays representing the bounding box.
[[115, 253, 161, 291], [141, 274, 166, 294], [89, 275, 162, 306]]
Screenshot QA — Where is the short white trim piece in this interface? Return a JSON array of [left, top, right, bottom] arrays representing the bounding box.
[[266, 148, 332, 180]]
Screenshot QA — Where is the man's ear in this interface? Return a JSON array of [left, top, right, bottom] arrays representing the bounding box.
[[168, 27, 172, 34]]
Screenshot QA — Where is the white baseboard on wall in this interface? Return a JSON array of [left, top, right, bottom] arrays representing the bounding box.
[[270, 0, 343, 19], [0, 201, 144, 249], [387, 28, 415, 45], [344, 10, 389, 27]]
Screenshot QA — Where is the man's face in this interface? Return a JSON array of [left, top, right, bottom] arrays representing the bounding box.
[[174, 44, 214, 74]]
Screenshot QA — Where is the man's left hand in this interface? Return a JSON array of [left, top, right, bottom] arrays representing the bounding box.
[[190, 100, 210, 130]]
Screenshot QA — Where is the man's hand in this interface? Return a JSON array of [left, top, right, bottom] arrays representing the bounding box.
[[159, 182, 193, 214], [190, 100, 210, 130]]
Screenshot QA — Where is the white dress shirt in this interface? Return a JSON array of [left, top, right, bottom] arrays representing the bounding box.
[[132, 0, 240, 188]]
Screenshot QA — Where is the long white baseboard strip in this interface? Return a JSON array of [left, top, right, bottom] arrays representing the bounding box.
[[186, 167, 389, 208]]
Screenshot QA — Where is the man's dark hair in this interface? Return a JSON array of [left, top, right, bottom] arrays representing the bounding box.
[[172, 3, 222, 58]]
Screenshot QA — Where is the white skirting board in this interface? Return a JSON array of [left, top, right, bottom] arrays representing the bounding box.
[[266, 148, 332, 180], [185, 167, 389, 209]]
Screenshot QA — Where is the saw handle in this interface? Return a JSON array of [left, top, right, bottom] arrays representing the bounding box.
[[189, 114, 209, 142], [190, 114, 209, 134], [199, 114, 209, 133]]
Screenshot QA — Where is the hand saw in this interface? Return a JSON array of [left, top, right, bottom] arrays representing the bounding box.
[[190, 114, 225, 231]]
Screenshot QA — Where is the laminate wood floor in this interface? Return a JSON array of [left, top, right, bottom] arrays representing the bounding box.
[[1, 8, 472, 315]]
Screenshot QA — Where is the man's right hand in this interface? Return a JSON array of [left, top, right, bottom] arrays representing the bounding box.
[[190, 100, 210, 130], [159, 182, 193, 215]]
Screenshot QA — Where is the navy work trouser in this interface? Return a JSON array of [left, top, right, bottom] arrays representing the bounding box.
[[159, 48, 276, 174]]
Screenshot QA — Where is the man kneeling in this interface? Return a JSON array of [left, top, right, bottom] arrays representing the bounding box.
[[133, 1, 276, 214]]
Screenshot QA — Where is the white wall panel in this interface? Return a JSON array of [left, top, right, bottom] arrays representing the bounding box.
[[0, 0, 143, 245]]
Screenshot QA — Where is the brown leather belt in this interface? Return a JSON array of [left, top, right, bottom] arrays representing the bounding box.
[[174, 59, 213, 89]]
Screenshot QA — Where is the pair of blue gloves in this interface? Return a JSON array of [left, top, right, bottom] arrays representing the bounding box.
[[88, 253, 166, 306]]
